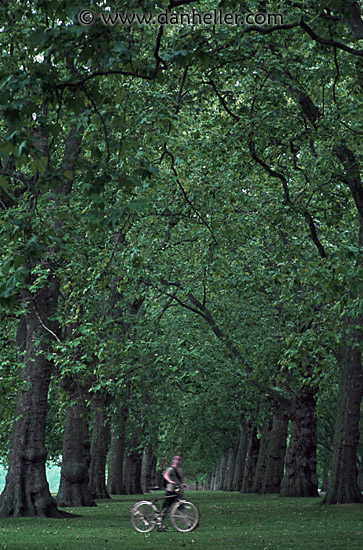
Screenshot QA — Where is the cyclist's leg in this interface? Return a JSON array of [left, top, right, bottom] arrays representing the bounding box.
[[159, 491, 178, 530]]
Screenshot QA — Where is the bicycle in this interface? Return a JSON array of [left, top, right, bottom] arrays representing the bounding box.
[[130, 485, 200, 533]]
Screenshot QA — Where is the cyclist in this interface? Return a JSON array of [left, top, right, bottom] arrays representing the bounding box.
[[158, 455, 186, 532]]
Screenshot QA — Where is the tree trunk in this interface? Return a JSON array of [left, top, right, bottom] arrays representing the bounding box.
[[212, 466, 219, 490], [321, 459, 330, 493], [216, 451, 229, 490], [324, 150, 363, 504], [280, 387, 319, 497], [231, 421, 249, 491], [150, 456, 158, 487], [0, 283, 68, 518], [358, 460, 363, 491], [57, 397, 95, 507], [242, 426, 260, 493], [206, 472, 212, 490], [223, 445, 238, 491], [262, 410, 288, 494], [124, 449, 143, 494], [141, 449, 155, 493], [322, 339, 363, 504], [252, 419, 272, 493], [154, 469, 163, 489], [208, 468, 217, 490], [89, 393, 110, 500], [107, 413, 127, 495]]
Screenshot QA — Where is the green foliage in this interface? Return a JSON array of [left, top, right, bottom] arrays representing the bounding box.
[[1, 0, 363, 486]]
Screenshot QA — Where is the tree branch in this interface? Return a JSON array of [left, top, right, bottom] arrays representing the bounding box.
[[249, 134, 327, 259], [333, 142, 363, 219], [206, 79, 240, 121], [299, 20, 363, 56], [160, 146, 217, 241], [82, 84, 110, 163], [158, 279, 292, 408], [56, 26, 165, 90]]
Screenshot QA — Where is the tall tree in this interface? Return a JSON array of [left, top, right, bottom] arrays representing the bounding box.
[[0, 0, 181, 516]]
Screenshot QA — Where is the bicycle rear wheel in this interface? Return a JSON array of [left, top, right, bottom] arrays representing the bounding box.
[[170, 500, 199, 532], [131, 501, 158, 533]]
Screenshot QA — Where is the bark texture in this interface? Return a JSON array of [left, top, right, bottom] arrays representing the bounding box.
[[231, 421, 249, 491], [223, 445, 238, 491], [141, 449, 156, 493], [321, 460, 329, 493], [89, 393, 111, 500], [150, 458, 160, 488], [262, 411, 288, 494], [322, 340, 363, 503], [242, 426, 260, 493], [358, 461, 363, 491], [57, 398, 95, 507], [124, 448, 143, 494], [216, 451, 229, 490], [0, 282, 68, 518], [324, 147, 363, 503], [252, 420, 272, 493], [208, 467, 218, 490], [280, 387, 319, 497], [107, 413, 127, 495]]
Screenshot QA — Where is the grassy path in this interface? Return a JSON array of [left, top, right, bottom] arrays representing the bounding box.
[[0, 491, 362, 549]]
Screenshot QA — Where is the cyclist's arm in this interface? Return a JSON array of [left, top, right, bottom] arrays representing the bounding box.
[[163, 469, 177, 486]]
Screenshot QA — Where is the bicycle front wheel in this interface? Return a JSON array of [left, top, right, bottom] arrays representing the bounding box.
[[170, 500, 199, 532], [131, 501, 158, 533]]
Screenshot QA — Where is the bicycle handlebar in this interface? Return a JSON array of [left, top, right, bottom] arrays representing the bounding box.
[[147, 485, 184, 497]]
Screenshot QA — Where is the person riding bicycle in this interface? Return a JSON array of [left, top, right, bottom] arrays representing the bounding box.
[[158, 455, 186, 532]]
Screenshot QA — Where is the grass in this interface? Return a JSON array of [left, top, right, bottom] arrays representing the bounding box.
[[0, 491, 362, 550]]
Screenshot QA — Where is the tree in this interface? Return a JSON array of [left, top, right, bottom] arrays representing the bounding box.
[[2, 0, 363, 511], [141, 0, 363, 502], [0, 0, 189, 516]]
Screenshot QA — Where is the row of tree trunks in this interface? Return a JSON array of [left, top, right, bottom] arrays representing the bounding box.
[[185, 292, 326, 499], [56, 388, 160, 504], [110, 439, 159, 496], [210, 396, 319, 497]]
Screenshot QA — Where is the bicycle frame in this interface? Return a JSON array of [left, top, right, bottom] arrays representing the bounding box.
[[131, 485, 199, 533], [149, 486, 184, 508]]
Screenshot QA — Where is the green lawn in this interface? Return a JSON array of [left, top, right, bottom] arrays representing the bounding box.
[[0, 491, 362, 550]]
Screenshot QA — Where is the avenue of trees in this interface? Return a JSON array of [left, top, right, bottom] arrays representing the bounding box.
[[1, 0, 363, 518]]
